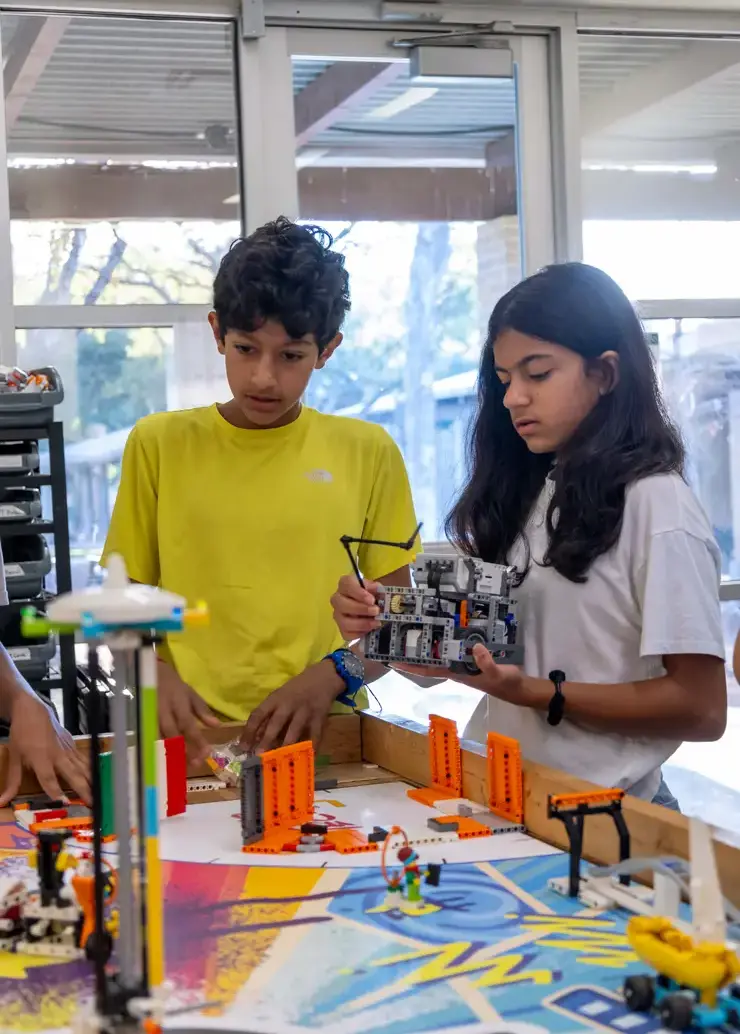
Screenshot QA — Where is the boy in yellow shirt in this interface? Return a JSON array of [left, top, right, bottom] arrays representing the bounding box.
[[102, 218, 419, 759]]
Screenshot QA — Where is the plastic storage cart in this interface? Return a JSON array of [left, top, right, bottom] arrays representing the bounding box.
[[0, 368, 77, 731]]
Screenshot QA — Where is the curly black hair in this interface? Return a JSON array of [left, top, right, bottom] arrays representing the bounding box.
[[213, 216, 350, 351], [446, 263, 685, 584]]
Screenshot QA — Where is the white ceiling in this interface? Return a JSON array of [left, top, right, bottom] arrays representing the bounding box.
[[3, 13, 740, 174], [579, 35, 740, 167], [579, 36, 687, 100], [2, 14, 239, 161]]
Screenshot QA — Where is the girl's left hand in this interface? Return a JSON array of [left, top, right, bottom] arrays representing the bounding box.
[[392, 643, 526, 703]]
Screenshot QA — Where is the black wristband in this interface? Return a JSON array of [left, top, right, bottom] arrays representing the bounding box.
[[547, 669, 566, 727]]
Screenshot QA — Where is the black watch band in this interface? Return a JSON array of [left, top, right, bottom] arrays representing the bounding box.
[[547, 669, 566, 727]]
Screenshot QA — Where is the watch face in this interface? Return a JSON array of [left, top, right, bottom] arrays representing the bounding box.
[[343, 652, 364, 680]]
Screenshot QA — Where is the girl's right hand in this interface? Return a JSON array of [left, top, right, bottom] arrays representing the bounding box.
[[331, 575, 382, 641]]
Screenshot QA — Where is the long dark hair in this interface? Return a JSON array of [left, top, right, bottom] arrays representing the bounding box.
[[446, 263, 684, 583]]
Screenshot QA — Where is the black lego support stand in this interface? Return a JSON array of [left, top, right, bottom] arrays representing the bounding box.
[[340, 522, 422, 590], [547, 790, 631, 898]]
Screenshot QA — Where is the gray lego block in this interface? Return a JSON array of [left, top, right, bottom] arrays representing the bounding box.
[[427, 817, 458, 833], [240, 755, 264, 844], [315, 778, 339, 792], [475, 813, 524, 835], [457, 804, 474, 818], [65, 805, 90, 818]]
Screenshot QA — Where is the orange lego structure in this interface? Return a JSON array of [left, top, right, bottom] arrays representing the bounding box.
[[487, 732, 524, 825], [548, 787, 630, 897], [242, 741, 315, 854], [407, 715, 462, 806], [72, 859, 118, 951], [240, 742, 378, 856], [433, 815, 493, 839], [29, 815, 93, 835], [262, 742, 314, 832], [324, 830, 378, 854], [549, 788, 624, 810]]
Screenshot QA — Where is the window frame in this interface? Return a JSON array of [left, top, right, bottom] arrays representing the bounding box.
[[0, 2, 582, 370]]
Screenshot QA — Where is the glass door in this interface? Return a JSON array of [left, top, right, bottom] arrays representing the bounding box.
[[287, 28, 555, 544], [286, 27, 556, 730]]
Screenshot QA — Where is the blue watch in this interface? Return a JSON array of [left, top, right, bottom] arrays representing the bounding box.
[[325, 648, 365, 707]]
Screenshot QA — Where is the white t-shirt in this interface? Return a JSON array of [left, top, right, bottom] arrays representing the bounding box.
[[463, 473, 725, 800]]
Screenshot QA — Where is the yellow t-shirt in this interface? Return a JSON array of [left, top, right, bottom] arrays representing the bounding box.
[[101, 404, 419, 720]]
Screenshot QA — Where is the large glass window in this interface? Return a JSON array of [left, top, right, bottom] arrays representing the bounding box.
[[2, 14, 241, 306], [18, 318, 227, 582], [293, 51, 522, 540], [579, 34, 740, 830], [579, 35, 740, 298], [0, 16, 562, 746], [2, 13, 240, 582]]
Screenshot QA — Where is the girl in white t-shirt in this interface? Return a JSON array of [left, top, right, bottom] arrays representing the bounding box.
[[331, 263, 727, 806]]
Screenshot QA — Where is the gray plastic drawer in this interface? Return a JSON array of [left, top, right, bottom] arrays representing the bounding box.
[[0, 441, 39, 473], [8, 639, 54, 679], [0, 487, 41, 522], [3, 534, 51, 599], [0, 367, 64, 426]]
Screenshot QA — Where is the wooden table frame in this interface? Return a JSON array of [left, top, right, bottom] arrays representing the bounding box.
[[2, 710, 739, 906]]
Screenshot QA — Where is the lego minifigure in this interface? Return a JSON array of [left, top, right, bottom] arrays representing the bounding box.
[[380, 826, 442, 912], [396, 846, 424, 903]]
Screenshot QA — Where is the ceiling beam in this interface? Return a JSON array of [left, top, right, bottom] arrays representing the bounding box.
[[581, 40, 740, 138], [14, 162, 740, 224], [8, 163, 515, 222], [299, 165, 514, 221], [294, 61, 404, 148], [3, 15, 70, 131]]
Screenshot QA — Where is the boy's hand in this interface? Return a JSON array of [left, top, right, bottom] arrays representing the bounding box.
[[157, 660, 221, 763], [330, 575, 382, 641], [240, 661, 343, 754], [0, 691, 91, 807]]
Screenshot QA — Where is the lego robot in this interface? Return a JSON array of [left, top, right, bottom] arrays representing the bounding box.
[[362, 553, 523, 673]]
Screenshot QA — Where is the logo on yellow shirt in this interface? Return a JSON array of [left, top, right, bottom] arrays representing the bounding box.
[[305, 469, 333, 483]]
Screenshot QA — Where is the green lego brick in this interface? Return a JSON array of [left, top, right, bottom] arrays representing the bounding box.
[[315, 754, 331, 771], [99, 751, 115, 838]]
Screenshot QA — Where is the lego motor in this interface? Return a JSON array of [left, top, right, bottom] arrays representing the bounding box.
[[362, 552, 523, 673]]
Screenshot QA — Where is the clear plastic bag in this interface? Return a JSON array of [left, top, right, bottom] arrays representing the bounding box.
[[205, 740, 252, 786]]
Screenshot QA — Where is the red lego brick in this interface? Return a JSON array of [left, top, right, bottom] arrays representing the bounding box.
[[164, 735, 187, 817]]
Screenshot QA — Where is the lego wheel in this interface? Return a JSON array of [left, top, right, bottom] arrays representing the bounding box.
[[659, 993, 694, 1031], [84, 930, 113, 965], [460, 631, 486, 675], [623, 975, 655, 1012]]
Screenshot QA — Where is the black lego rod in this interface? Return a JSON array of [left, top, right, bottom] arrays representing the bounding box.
[[340, 521, 423, 591], [87, 645, 108, 1013]]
